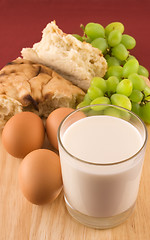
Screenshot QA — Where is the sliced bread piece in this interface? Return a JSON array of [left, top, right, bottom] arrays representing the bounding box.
[[21, 21, 107, 91]]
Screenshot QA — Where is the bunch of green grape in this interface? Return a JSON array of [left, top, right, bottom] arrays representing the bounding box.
[[73, 22, 150, 124]]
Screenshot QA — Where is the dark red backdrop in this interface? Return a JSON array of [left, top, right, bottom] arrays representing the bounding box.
[[0, 0, 150, 72]]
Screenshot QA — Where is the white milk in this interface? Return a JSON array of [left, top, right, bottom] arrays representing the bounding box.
[[59, 116, 145, 217]]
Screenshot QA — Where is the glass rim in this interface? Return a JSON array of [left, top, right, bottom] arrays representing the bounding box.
[[57, 104, 148, 166]]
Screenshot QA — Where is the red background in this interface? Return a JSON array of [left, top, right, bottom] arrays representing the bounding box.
[[0, 0, 150, 72]]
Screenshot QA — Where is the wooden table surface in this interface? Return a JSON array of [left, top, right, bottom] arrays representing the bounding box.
[[0, 124, 150, 240]]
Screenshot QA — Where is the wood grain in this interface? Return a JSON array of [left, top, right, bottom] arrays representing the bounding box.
[[0, 126, 150, 240]]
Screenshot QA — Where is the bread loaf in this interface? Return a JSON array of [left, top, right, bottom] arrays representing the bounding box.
[[0, 58, 85, 128]]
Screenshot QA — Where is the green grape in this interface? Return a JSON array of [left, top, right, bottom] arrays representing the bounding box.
[[106, 56, 120, 67], [105, 22, 124, 36], [119, 60, 126, 66], [87, 109, 104, 116], [111, 93, 132, 110], [104, 107, 121, 118], [143, 86, 150, 97], [91, 38, 108, 53], [90, 97, 110, 111], [87, 86, 103, 100], [106, 76, 119, 92], [105, 66, 123, 79], [132, 102, 140, 115], [121, 34, 136, 49], [91, 77, 107, 92], [129, 89, 143, 102], [140, 102, 150, 124], [82, 36, 92, 43], [123, 58, 139, 78], [120, 109, 131, 121], [72, 34, 83, 41], [107, 30, 122, 47], [83, 94, 92, 104], [138, 65, 149, 78], [104, 54, 110, 60], [116, 79, 133, 96], [77, 101, 88, 109], [128, 73, 146, 91], [85, 38, 92, 43], [111, 44, 129, 61], [85, 23, 105, 40], [127, 55, 136, 61]]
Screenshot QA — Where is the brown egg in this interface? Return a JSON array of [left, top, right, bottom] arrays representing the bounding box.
[[46, 108, 74, 150], [2, 112, 45, 158], [19, 149, 63, 205]]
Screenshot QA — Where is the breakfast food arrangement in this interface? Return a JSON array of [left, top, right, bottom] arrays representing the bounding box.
[[0, 20, 150, 229]]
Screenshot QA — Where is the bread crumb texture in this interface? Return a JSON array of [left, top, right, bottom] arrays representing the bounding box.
[[0, 95, 22, 129]]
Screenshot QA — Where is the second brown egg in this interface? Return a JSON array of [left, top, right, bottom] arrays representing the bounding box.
[[46, 108, 74, 150]]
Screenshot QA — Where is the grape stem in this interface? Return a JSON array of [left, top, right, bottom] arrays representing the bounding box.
[[142, 91, 150, 104], [80, 24, 85, 31], [104, 92, 112, 98], [143, 99, 150, 103], [80, 24, 85, 35]]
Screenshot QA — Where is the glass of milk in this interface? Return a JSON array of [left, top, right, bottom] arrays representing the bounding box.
[[57, 104, 147, 229]]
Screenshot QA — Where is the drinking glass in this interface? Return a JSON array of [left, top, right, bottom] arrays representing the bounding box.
[[57, 104, 147, 229]]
